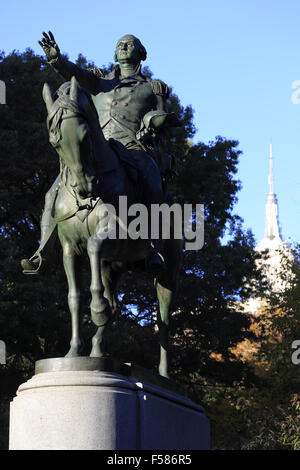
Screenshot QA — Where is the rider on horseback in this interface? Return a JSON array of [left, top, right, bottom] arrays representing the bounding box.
[[21, 32, 178, 276]]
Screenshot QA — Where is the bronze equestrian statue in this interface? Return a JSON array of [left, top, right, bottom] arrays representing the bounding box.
[[21, 32, 182, 377]]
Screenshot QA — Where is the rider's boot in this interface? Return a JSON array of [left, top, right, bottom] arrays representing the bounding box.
[[21, 181, 58, 275]]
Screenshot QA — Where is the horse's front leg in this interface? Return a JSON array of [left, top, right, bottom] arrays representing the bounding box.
[[90, 261, 122, 357], [87, 235, 112, 357], [62, 243, 83, 357]]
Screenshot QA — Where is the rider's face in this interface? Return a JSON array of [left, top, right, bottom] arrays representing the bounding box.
[[115, 37, 140, 64]]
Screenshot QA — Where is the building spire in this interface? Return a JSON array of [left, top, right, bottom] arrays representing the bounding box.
[[268, 142, 274, 194], [263, 142, 282, 242]]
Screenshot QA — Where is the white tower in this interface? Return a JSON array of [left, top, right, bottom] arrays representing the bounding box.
[[256, 143, 284, 251], [244, 144, 291, 314]]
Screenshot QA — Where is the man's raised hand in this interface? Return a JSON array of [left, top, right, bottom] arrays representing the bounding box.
[[38, 31, 60, 63]]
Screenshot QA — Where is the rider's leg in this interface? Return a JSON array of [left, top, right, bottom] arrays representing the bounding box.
[[130, 151, 166, 274], [21, 176, 60, 274]]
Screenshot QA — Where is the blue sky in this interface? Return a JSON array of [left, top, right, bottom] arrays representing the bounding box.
[[1, 0, 300, 245]]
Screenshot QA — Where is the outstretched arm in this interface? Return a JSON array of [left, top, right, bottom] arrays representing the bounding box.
[[39, 31, 101, 94]]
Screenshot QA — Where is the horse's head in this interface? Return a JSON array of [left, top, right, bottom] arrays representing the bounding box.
[[43, 77, 98, 199]]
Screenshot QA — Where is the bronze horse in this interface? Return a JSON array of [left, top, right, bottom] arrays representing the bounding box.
[[42, 77, 182, 378]]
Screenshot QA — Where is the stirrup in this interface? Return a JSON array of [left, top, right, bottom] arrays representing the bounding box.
[[21, 253, 43, 275]]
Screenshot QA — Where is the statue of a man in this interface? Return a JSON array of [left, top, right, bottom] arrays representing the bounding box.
[[21, 31, 177, 275]]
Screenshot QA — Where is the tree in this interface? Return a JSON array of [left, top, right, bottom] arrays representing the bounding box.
[[201, 244, 300, 450], [241, 245, 300, 450], [0, 48, 204, 376], [0, 48, 263, 448], [110, 138, 264, 387]]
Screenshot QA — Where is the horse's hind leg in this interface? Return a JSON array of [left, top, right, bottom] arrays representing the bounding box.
[[62, 244, 83, 357], [156, 282, 172, 378]]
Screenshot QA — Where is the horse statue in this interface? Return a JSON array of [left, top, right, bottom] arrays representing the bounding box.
[[42, 76, 182, 378]]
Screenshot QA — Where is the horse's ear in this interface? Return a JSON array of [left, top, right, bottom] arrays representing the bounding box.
[[70, 76, 80, 102], [42, 83, 54, 113]]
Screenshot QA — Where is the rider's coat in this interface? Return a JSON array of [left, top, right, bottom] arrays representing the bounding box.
[[52, 58, 169, 152], [51, 58, 170, 205]]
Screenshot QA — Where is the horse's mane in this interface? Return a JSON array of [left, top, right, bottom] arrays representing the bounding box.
[[57, 82, 97, 115], [47, 81, 98, 148]]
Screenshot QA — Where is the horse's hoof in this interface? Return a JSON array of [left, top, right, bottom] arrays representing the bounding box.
[[158, 366, 170, 379], [89, 348, 104, 358], [65, 346, 80, 358]]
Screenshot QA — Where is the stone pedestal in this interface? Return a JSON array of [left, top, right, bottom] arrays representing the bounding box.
[[9, 358, 210, 450]]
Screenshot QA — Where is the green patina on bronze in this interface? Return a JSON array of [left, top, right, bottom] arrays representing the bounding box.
[[21, 31, 182, 378]]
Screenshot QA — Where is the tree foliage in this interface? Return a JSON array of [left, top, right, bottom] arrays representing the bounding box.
[[0, 49, 265, 449], [198, 245, 300, 450]]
